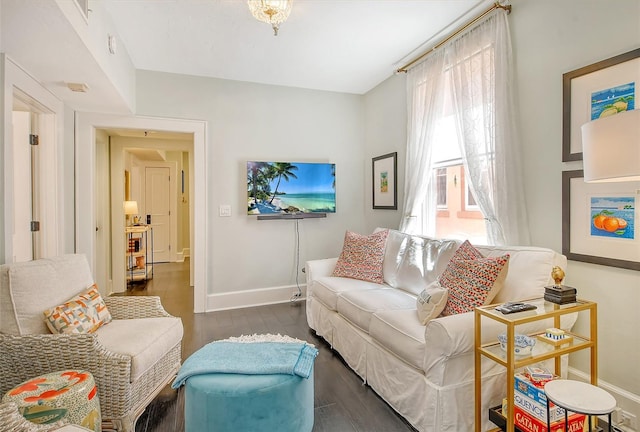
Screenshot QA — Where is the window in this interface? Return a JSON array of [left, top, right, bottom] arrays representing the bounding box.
[[436, 168, 447, 208], [422, 80, 487, 243], [466, 187, 478, 208], [404, 13, 522, 246]]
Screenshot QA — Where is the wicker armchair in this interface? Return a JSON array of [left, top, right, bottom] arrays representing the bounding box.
[[0, 255, 183, 432]]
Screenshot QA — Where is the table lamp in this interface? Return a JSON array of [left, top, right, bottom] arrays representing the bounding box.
[[581, 109, 640, 183], [124, 200, 138, 226]]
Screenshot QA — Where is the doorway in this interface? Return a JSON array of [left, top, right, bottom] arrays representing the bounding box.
[[2, 56, 63, 264], [75, 113, 207, 313], [108, 133, 190, 291]]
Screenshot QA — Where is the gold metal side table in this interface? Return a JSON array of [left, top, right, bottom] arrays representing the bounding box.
[[474, 298, 597, 432]]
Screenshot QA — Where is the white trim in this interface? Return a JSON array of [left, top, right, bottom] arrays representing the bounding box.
[[207, 284, 307, 312], [176, 247, 190, 263], [2, 55, 64, 263], [568, 366, 640, 428], [75, 113, 207, 312]]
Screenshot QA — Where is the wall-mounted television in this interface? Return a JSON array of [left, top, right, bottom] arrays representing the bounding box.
[[247, 161, 336, 216]]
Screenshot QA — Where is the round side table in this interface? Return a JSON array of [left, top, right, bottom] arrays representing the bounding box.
[[544, 379, 616, 432], [2, 370, 101, 432]]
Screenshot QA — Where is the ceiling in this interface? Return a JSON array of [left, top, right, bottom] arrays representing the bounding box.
[[101, 0, 491, 95], [1, 0, 494, 113]]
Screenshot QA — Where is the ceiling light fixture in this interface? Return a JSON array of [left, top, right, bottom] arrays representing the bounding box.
[[248, 0, 292, 36]]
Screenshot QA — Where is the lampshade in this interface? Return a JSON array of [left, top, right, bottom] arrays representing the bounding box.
[[248, 0, 292, 36], [581, 109, 640, 183], [123, 200, 139, 215]]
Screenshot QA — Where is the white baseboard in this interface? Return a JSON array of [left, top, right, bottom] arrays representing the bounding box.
[[569, 367, 639, 431], [176, 248, 190, 263], [206, 284, 307, 311]]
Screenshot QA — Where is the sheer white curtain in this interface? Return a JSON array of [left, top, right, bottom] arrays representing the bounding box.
[[399, 51, 445, 235], [447, 11, 530, 245]]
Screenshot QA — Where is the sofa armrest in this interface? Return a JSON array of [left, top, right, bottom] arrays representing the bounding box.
[[0, 333, 131, 396], [305, 258, 338, 288], [423, 309, 577, 371], [104, 296, 173, 319]]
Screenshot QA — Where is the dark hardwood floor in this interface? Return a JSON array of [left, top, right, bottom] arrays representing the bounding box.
[[123, 260, 416, 432]]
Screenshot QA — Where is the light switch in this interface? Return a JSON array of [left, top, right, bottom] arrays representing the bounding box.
[[219, 205, 232, 217]]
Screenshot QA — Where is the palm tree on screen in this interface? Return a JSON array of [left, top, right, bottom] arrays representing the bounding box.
[[269, 162, 298, 204], [248, 162, 270, 205]]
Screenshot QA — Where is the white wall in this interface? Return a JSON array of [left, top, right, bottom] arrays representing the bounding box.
[[363, 73, 406, 232], [363, 0, 640, 420], [510, 0, 640, 416], [135, 71, 366, 307], [55, 0, 136, 112]]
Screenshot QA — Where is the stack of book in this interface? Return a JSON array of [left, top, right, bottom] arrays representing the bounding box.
[[544, 285, 576, 304], [511, 373, 587, 432]]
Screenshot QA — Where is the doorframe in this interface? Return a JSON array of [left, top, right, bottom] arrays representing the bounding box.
[[76, 113, 207, 313], [2, 55, 64, 263]]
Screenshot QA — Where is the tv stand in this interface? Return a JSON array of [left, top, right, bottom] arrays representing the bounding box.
[[257, 213, 327, 220]]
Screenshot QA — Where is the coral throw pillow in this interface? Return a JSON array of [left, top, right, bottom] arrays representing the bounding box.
[[43, 284, 113, 334], [333, 230, 389, 284], [441, 240, 510, 315]]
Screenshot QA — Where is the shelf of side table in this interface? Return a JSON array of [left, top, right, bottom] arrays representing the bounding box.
[[126, 225, 154, 285], [474, 298, 597, 432]]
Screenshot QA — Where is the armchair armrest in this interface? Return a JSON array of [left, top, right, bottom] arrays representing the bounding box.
[[0, 333, 130, 397], [104, 295, 173, 319]]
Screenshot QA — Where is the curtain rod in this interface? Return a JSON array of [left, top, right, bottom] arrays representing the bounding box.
[[396, 2, 512, 73]]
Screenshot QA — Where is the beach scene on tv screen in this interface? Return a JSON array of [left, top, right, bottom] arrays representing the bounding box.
[[247, 161, 336, 214]]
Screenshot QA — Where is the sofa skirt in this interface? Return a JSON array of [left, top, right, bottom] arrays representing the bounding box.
[[309, 298, 510, 432]]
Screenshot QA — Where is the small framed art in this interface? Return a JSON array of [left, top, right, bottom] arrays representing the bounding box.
[[372, 152, 397, 210]]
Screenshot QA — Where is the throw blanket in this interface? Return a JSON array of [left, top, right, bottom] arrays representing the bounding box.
[[172, 333, 319, 388]]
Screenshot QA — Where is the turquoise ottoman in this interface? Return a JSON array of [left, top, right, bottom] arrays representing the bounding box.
[[184, 368, 314, 432]]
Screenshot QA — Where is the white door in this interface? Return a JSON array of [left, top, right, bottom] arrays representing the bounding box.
[[11, 110, 34, 262], [145, 167, 171, 262]]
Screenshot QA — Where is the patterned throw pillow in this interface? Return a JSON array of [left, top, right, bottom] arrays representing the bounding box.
[[416, 281, 448, 325], [332, 230, 389, 284], [441, 241, 510, 315], [43, 284, 112, 334]]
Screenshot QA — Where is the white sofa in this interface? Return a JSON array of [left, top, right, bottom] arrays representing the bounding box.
[[0, 255, 183, 431], [305, 229, 576, 431]]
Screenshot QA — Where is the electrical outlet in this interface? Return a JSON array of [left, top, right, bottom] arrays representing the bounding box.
[[622, 411, 637, 430], [219, 205, 232, 217], [614, 407, 624, 424]]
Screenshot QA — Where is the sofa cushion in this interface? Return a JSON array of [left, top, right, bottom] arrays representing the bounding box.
[[333, 230, 388, 284], [96, 316, 183, 382], [369, 309, 426, 370], [378, 229, 460, 295], [441, 241, 510, 315], [476, 245, 566, 303], [1, 255, 95, 335], [416, 281, 448, 325], [394, 236, 460, 295], [336, 288, 416, 333], [313, 276, 383, 311], [43, 284, 112, 334], [380, 228, 409, 286]]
